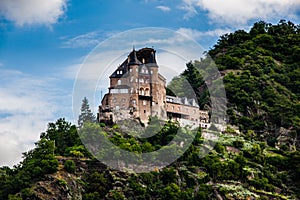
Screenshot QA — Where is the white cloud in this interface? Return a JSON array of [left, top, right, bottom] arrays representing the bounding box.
[[156, 6, 171, 12], [177, 28, 232, 40], [179, 0, 199, 20], [176, 27, 234, 49], [0, 0, 67, 26], [180, 0, 300, 26], [0, 68, 68, 167], [61, 31, 117, 49], [62, 32, 102, 49]]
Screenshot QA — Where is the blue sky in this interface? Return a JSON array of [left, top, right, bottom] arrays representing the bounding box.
[[0, 0, 300, 166]]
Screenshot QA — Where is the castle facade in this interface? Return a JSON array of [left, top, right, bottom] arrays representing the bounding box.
[[98, 47, 209, 128]]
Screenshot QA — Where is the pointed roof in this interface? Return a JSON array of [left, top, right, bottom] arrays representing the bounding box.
[[128, 48, 142, 66]]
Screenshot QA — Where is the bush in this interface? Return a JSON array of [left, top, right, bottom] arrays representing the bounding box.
[[214, 142, 225, 154], [233, 140, 244, 148], [100, 122, 106, 127], [64, 160, 76, 174]]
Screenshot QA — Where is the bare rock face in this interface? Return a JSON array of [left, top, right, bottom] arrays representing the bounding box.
[[276, 127, 298, 150], [30, 159, 86, 200]]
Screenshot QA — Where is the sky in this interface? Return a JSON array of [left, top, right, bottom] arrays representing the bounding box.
[[0, 0, 300, 167]]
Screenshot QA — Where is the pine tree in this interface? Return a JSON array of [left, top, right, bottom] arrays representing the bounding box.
[[78, 97, 96, 128]]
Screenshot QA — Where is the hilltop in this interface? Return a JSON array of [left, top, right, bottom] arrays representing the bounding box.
[[0, 20, 299, 200]]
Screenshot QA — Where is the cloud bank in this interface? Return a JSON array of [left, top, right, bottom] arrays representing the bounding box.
[[177, 28, 232, 39], [0, 0, 67, 26], [0, 68, 68, 166], [181, 0, 300, 26]]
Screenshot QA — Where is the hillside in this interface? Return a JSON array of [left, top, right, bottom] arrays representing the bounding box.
[[0, 20, 300, 200]]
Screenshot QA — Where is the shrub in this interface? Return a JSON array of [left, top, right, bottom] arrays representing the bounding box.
[[100, 122, 106, 127], [233, 140, 244, 148], [64, 160, 76, 174]]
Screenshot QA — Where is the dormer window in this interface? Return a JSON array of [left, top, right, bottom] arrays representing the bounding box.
[[140, 66, 148, 74]]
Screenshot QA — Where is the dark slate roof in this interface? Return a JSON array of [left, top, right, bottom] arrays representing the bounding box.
[[110, 47, 158, 78], [128, 49, 142, 66]]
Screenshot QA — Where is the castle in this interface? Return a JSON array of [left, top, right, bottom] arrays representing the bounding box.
[[98, 47, 209, 128]]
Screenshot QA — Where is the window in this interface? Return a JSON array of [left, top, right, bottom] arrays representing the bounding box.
[[145, 88, 150, 96], [111, 88, 128, 94], [144, 110, 146, 113], [117, 79, 121, 85], [132, 99, 136, 105], [141, 66, 148, 74], [140, 88, 145, 95], [143, 100, 147, 106]]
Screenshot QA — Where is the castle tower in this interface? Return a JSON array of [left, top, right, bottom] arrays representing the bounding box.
[[99, 47, 168, 124], [127, 48, 142, 119]]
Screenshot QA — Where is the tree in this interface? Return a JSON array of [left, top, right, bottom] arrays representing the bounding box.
[[40, 118, 80, 156], [78, 97, 96, 128]]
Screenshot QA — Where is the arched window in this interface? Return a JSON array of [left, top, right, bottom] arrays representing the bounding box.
[[140, 88, 145, 95], [117, 79, 121, 85], [145, 88, 150, 96]]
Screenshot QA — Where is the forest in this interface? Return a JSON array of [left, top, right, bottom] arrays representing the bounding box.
[[0, 20, 299, 199]]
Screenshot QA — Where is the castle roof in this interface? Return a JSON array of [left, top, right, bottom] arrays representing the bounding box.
[[166, 95, 199, 108], [128, 48, 142, 66], [110, 47, 158, 78]]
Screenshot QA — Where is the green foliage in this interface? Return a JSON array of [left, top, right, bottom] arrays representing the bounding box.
[[64, 160, 76, 174], [214, 142, 225, 154], [40, 118, 83, 156], [78, 97, 96, 128], [58, 179, 67, 186], [208, 20, 300, 137], [161, 183, 181, 200], [108, 190, 125, 200], [233, 140, 244, 149], [84, 171, 110, 198]]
